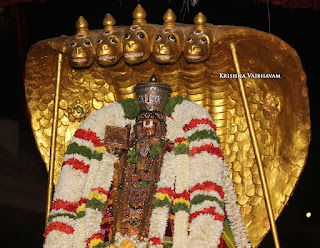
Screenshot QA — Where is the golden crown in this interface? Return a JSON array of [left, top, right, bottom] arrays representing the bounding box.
[[134, 74, 172, 115]]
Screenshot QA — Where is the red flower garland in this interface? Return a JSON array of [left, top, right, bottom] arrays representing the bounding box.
[[86, 232, 104, 248], [74, 128, 104, 147], [183, 118, 217, 132], [189, 206, 225, 223], [157, 187, 175, 199], [174, 190, 190, 201], [62, 157, 90, 173], [191, 181, 224, 199], [166, 144, 174, 153], [91, 187, 109, 195], [174, 137, 187, 143], [149, 237, 163, 245], [44, 221, 75, 238], [50, 197, 87, 213], [189, 143, 224, 158]]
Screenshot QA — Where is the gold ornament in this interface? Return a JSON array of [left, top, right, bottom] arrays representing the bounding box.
[[68, 16, 96, 68], [103, 13, 116, 31], [183, 12, 211, 63], [25, 5, 311, 247], [132, 4, 147, 26], [153, 9, 183, 64], [123, 4, 154, 64], [163, 8, 176, 29], [96, 14, 124, 66]]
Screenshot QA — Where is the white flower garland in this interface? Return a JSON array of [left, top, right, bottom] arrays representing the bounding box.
[[222, 166, 252, 248], [44, 103, 128, 248], [148, 153, 175, 245], [176, 101, 224, 248], [44, 99, 252, 248]]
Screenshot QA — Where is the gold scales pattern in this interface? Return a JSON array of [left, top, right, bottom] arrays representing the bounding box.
[[24, 5, 310, 247]]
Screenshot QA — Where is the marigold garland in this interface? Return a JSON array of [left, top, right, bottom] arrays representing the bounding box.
[[173, 191, 190, 213], [156, 187, 175, 198]]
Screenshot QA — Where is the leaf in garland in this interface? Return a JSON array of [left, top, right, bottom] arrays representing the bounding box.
[[95, 243, 108, 248], [174, 143, 189, 155], [119, 98, 140, 120], [187, 129, 221, 144]]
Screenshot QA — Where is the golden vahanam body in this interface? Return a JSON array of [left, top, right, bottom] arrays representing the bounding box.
[[25, 7, 310, 248]]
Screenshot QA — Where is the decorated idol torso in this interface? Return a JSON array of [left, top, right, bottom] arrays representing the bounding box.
[[109, 77, 172, 241]]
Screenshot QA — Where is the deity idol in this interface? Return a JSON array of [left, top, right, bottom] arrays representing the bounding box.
[[25, 5, 311, 248], [43, 75, 251, 248]]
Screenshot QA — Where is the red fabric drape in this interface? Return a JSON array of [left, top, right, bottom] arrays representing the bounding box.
[[255, 0, 320, 10]]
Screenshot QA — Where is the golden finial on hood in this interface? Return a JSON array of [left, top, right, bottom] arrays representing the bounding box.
[[132, 4, 147, 26], [75, 16, 89, 36], [163, 8, 176, 30], [102, 13, 116, 32], [194, 12, 207, 31]]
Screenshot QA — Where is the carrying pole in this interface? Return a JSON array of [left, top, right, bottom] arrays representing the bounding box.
[[230, 43, 280, 248], [45, 52, 63, 226]]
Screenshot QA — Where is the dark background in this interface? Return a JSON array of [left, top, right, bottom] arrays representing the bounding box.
[[0, 0, 319, 247]]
